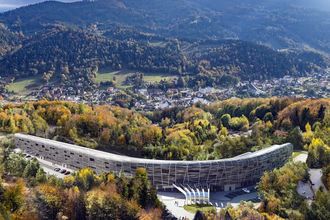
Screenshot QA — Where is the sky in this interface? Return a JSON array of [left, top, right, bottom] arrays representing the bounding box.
[[0, 0, 77, 11]]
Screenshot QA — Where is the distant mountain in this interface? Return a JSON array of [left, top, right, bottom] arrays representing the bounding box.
[[0, 27, 184, 82], [0, 0, 329, 88], [1, 0, 330, 53]]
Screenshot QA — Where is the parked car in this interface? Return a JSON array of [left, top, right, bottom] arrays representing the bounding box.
[[60, 169, 67, 174], [54, 168, 61, 172], [64, 171, 71, 175], [242, 188, 250, 193]]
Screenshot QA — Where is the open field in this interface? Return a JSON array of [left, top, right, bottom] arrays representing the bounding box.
[[6, 76, 40, 95], [183, 204, 216, 213], [95, 69, 177, 88]]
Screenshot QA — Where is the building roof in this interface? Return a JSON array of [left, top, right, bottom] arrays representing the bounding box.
[[15, 133, 292, 165]]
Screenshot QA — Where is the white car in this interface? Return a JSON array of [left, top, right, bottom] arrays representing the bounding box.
[[242, 188, 250, 193]]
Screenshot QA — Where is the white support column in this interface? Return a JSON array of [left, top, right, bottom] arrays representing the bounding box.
[[183, 186, 192, 204], [196, 188, 201, 204], [190, 186, 196, 204], [172, 184, 188, 205], [202, 188, 206, 204]]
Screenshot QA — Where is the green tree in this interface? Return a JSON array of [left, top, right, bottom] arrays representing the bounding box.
[[287, 127, 304, 150], [23, 159, 40, 179], [306, 190, 330, 220], [220, 114, 231, 128], [2, 179, 25, 213], [36, 168, 47, 183], [129, 168, 160, 209], [263, 112, 274, 122], [5, 153, 27, 177]]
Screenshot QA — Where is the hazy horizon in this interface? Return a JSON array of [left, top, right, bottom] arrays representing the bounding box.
[[1, 0, 330, 12], [0, 0, 77, 12]]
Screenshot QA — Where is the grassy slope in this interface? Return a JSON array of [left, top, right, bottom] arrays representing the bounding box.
[[95, 69, 177, 88], [6, 76, 41, 95], [6, 70, 177, 95], [183, 204, 216, 213]]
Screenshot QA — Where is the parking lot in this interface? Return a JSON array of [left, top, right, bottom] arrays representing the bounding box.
[[37, 158, 73, 178], [20, 151, 73, 178], [225, 187, 258, 199]]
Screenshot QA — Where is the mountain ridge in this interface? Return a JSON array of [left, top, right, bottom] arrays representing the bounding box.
[[0, 0, 329, 87], [0, 27, 327, 85], [1, 0, 330, 53]]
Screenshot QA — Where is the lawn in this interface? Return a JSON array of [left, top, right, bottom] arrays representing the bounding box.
[[95, 70, 127, 85], [6, 76, 40, 95], [183, 204, 216, 213], [143, 73, 176, 83], [95, 69, 177, 88], [292, 151, 307, 158]]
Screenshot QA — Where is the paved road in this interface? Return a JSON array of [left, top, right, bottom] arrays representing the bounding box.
[[293, 151, 327, 197], [309, 169, 326, 192], [37, 159, 65, 178], [293, 152, 308, 163], [297, 180, 314, 200], [37, 158, 73, 178], [157, 187, 260, 220], [158, 192, 195, 220]]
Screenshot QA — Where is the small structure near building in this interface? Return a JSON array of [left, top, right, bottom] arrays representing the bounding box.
[[173, 184, 210, 205]]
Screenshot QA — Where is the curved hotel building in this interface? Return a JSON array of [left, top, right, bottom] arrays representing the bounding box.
[[14, 133, 292, 191]]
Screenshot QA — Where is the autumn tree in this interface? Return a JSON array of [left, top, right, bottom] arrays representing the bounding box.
[[306, 138, 330, 168], [258, 162, 308, 217], [35, 184, 63, 220]]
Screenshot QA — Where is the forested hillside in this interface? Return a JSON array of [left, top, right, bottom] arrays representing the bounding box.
[[0, 0, 330, 88], [0, 98, 330, 219], [0, 27, 183, 84], [1, 0, 330, 53], [0, 27, 327, 86], [0, 23, 21, 57], [0, 98, 329, 163]]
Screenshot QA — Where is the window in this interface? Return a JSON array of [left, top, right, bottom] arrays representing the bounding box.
[[90, 158, 95, 162]]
